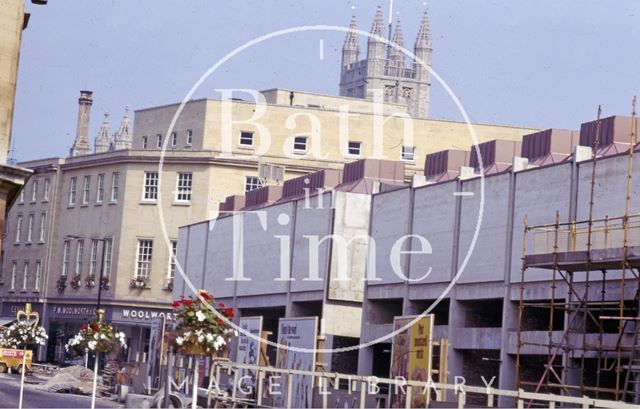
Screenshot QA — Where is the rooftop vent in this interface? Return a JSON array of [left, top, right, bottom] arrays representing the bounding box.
[[424, 149, 469, 181], [244, 185, 283, 209], [469, 139, 521, 174], [521, 129, 579, 166], [281, 169, 342, 200], [579, 115, 636, 156], [218, 195, 245, 213], [342, 159, 405, 184]]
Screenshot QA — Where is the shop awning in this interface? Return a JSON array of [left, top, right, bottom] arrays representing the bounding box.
[[0, 317, 15, 327]]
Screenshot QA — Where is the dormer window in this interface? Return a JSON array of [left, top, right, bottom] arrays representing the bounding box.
[[142, 136, 148, 149]]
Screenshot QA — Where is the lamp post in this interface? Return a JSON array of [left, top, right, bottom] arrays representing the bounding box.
[[64, 235, 108, 314], [64, 235, 109, 409]]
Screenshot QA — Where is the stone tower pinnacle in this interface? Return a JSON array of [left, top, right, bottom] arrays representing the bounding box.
[[388, 17, 405, 69], [113, 107, 133, 150], [341, 14, 360, 68], [70, 90, 93, 156], [338, 5, 433, 119], [366, 5, 386, 61], [414, 10, 432, 50], [94, 112, 112, 153]]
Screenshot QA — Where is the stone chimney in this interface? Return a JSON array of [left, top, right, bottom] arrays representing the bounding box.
[[70, 90, 93, 156]]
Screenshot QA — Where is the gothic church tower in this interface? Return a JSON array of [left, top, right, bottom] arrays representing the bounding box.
[[338, 6, 432, 118]]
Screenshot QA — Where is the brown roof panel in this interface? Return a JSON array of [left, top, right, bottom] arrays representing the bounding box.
[[579, 115, 634, 150], [342, 159, 404, 184], [244, 185, 283, 209], [424, 149, 469, 181], [281, 169, 342, 200], [469, 139, 521, 174], [521, 128, 579, 166]]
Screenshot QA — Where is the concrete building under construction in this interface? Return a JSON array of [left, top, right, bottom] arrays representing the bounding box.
[[175, 111, 640, 405]]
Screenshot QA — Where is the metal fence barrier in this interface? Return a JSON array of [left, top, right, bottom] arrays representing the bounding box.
[[205, 359, 636, 409]]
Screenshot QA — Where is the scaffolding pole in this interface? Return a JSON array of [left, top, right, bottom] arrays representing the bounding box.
[[516, 102, 640, 403]]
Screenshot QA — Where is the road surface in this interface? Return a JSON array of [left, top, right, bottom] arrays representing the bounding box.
[[0, 373, 120, 408]]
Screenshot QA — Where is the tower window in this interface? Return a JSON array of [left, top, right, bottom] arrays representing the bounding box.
[[9, 262, 16, 291], [111, 172, 119, 202], [82, 175, 91, 204], [15, 215, 22, 243], [143, 171, 159, 201], [142, 136, 148, 149], [43, 178, 50, 201], [135, 239, 153, 278], [239, 131, 254, 147], [171, 132, 177, 147], [401, 146, 416, 162], [348, 141, 361, 157], [75, 240, 84, 276], [186, 129, 193, 146], [156, 134, 162, 149], [34, 261, 41, 292], [62, 240, 70, 276], [26, 214, 33, 242], [22, 262, 28, 291], [30, 180, 37, 202], [175, 172, 193, 202], [68, 177, 77, 205], [39, 212, 46, 242], [96, 173, 105, 203], [293, 136, 308, 153]]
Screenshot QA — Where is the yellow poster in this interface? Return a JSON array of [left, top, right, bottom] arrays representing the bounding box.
[[408, 315, 433, 407], [390, 315, 434, 408]]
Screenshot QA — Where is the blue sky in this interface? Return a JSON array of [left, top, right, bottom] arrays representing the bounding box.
[[12, 0, 640, 161]]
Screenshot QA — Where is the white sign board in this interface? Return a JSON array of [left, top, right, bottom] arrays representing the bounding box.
[[236, 316, 263, 392], [274, 317, 318, 408]]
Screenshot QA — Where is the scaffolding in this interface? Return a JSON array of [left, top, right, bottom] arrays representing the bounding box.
[[516, 100, 640, 404]]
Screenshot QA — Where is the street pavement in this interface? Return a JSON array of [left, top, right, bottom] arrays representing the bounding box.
[[0, 373, 120, 408]]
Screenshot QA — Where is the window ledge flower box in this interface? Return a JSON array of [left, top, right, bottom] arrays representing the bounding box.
[[129, 276, 149, 289]]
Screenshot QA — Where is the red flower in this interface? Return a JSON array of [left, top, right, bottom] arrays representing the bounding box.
[[218, 302, 225, 308], [91, 324, 99, 331], [171, 301, 181, 308], [215, 318, 223, 325], [224, 307, 235, 318], [198, 291, 213, 302], [182, 299, 193, 307], [81, 324, 88, 331]]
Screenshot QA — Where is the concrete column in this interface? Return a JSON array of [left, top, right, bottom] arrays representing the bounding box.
[[357, 345, 374, 376]]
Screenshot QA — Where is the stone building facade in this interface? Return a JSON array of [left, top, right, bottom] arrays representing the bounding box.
[[0, 88, 533, 365]]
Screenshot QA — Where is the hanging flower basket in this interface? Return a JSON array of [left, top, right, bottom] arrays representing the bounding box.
[[169, 290, 235, 356], [85, 274, 96, 288], [70, 274, 82, 290], [65, 319, 126, 356], [0, 321, 48, 349], [56, 276, 67, 294]]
